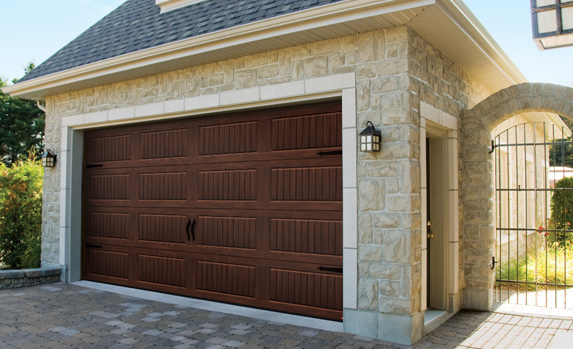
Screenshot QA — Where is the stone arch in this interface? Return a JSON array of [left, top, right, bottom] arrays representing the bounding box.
[[459, 83, 573, 311]]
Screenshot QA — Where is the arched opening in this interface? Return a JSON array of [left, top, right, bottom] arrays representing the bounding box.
[[460, 83, 573, 310]]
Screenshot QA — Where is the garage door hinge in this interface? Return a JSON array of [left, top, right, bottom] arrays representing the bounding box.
[[318, 266, 343, 273]]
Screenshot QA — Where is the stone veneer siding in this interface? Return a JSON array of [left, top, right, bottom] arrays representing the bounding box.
[[42, 26, 491, 342]]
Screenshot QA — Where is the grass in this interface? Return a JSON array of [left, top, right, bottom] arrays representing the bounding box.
[[498, 242, 573, 289]]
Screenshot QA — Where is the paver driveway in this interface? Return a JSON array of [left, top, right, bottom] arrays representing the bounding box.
[[0, 283, 571, 348]]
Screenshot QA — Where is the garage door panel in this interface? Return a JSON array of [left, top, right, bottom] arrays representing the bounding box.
[[84, 103, 343, 320], [139, 172, 188, 201], [86, 134, 132, 163], [270, 268, 343, 311], [197, 216, 256, 249], [271, 112, 342, 151], [87, 173, 132, 200], [198, 121, 258, 155], [86, 249, 130, 279], [196, 260, 256, 298], [269, 218, 342, 256], [270, 166, 342, 202], [140, 128, 189, 159], [198, 169, 258, 201], [138, 214, 188, 244], [85, 212, 131, 240], [138, 254, 187, 288]]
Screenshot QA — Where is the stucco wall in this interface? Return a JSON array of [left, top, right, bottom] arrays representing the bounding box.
[[42, 25, 491, 343]]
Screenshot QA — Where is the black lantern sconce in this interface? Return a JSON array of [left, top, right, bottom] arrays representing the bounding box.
[[531, 0, 573, 50], [359, 121, 381, 152], [41, 149, 57, 168]]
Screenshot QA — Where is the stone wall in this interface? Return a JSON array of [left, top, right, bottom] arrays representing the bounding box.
[[0, 268, 62, 290], [43, 25, 493, 343]]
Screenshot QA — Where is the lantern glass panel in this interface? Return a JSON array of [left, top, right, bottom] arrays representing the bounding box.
[[361, 144, 366, 151], [366, 143, 372, 151], [537, 0, 555, 6], [537, 10, 558, 33], [562, 0, 573, 4], [564, 7, 573, 30]]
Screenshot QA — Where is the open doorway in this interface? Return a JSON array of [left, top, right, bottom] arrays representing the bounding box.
[[419, 104, 460, 333]]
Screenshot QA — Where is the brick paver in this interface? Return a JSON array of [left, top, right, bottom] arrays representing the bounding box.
[[0, 283, 571, 348]]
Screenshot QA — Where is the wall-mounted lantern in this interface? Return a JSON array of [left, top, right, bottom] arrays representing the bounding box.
[[41, 149, 57, 168], [531, 0, 573, 50], [359, 121, 381, 152]]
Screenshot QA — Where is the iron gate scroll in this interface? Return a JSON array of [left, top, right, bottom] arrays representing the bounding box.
[[493, 122, 573, 309]]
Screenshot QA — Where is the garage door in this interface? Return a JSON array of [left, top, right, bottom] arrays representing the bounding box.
[[83, 103, 343, 320]]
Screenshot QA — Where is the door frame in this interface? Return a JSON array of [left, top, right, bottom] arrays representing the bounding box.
[[56, 73, 360, 314], [419, 102, 460, 314]]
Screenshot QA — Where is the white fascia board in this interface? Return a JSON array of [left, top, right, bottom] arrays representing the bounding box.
[[156, 0, 207, 13], [437, 0, 527, 86], [4, 0, 434, 99]]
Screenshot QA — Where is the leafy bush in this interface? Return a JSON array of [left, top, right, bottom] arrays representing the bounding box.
[[549, 177, 573, 242], [0, 157, 43, 269], [498, 242, 573, 289]]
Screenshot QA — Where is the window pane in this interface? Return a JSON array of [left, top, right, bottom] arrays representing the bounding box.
[[537, 0, 556, 6], [537, 10, 558, 33], [563, 7, 573, 30]]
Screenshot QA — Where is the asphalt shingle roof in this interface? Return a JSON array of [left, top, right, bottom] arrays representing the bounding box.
[[20, 0, 346, 83]]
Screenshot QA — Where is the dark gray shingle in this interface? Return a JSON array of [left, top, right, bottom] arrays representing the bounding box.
[[20, 0, 345, 82]]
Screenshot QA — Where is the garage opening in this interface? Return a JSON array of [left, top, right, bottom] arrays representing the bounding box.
[[82, 103, 343, 320]]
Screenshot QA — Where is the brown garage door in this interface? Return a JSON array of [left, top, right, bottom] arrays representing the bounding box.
[[83, 103, 343, 320]]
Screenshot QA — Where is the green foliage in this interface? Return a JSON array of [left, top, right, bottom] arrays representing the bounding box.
[[549, 177, 573, 242], [0, 157, 43, 269], [549, 116, 573, 167], [498, 242, 573, 289], [0, 91, 45, 165]]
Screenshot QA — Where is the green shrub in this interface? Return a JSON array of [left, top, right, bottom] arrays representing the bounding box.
[[498, 242, 573, 289], [0, 157, 43, 269], [549, 177, 573, 242]]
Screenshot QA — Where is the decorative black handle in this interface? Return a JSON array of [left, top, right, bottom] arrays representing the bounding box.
[[191, 219, 196, 241], [491, 256, 497, 270], [85, 244, 102, 249], [318, 150, 343, 156], [186, 219, 191, 242], [318, 266, 343, 273]]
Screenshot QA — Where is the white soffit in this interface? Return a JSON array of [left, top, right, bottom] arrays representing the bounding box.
[[156, 0, 207, 13], [4, 0, 526, 99]]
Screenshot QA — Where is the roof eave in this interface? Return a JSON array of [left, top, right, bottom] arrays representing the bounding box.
[[4, 0, 525, 100]]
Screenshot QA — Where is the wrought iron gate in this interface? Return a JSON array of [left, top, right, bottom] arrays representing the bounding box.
[[493, 122, 573, 309]]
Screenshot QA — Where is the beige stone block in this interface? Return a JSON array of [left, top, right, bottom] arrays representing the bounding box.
[[292, 60, 304, 80], [311, 38, 340, 55], [269, 50, 278, 63], [278, 48, 292, 76], [373, 229, 383, 244], [386, 26, 409, 43], [359, 213, 373, 244], [245, 52, 268, 68], [358, 279, 379, 310], [236, 69, 257, 89], [340, 35, 357, 50], [359, 245, 383, 262], [357, 80, 370, 111], [291, 44, 310, 60], [367, 161, 400, 177], [359, 263, 370, 277], [372, 76, 399, 94], [359, 179, 386, 211], [387, 195, 419, 212], [358, 30, 384, 63], [377, 58, 408, 76], [357, 63, 377, 79], [258, 65, 279, 80], [379, 280, 401, 297], [378, 296, 412, 315], [303, 56, 328, 78], [345, 49, 358, 65], [369, 264, 401, 280], [329, 52, 345, 68], [380, 92, 411, 120], [386, 42, 408, 60], [332, 66, 356, 75], [381, 230, 411, 263], [358, 110, 381, 129], [373, 212, 400, 229]]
